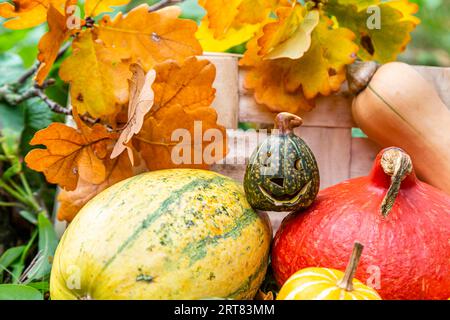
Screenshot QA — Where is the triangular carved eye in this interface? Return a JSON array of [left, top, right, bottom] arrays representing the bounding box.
[[295, 159, 303, 171], [270, 178, 284, 187]]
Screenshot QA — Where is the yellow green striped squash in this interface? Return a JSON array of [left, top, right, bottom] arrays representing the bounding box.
[[50, 169, 271, 300], [277, 267, 382, 300]]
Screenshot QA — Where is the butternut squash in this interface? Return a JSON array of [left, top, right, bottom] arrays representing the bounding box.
[[349, 61, 450, 195]]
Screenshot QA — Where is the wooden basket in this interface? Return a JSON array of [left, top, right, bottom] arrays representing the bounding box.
[[203, 53, 450, 233]]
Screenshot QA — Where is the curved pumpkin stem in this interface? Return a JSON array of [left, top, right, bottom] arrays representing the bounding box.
[[274, 112, 303, 134], [337, 242, 364, 292], [380, 148, 413, 217], [346, 60, 379, 95]]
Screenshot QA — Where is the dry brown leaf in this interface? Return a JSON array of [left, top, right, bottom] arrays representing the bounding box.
[[111, 64, 156, 164]]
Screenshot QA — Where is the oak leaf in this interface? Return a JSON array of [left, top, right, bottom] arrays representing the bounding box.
[[283, 15, 358, 99], [138, 105, 227, 171], [111, 64, 156, 164], [258, 6, 319, 60], [57, 152, 133, 222], [25, 122, 116, 191], [96, 4, 202, 70], [84, 0, 131, 17], [325, 0, 419, 62], [35, 0, 77, 85], [199, 0, 274, 39], [136, 57, 227, 170], [241, 13, 357, 112], [196, 16, 260, 52], [59, 30, 132, 118], [0, 0, 65, 29], [243, 58, 315, 113]]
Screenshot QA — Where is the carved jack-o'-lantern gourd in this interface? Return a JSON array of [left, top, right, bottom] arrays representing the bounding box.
[[244, 113, 320, 212]]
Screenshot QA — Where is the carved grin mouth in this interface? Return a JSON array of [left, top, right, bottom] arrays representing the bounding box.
[[258, 180, 312, 207]]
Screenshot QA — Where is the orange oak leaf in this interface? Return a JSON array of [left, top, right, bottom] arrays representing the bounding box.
[[0, 0, 65, 29], [59, 30, 132, 118], [151, 57, 216, 111], [57, 152, 133, 222], [84, 0, 131, 17], [111, 64, 156, 164], [138, 105, 227, 171], [241, 13, 357, 112], [25, 122, 116, 191], [243, 58, 315, 113], [136, 57, 226, 170], [96, 4, 202, 70], [35, 0, 77, 86]]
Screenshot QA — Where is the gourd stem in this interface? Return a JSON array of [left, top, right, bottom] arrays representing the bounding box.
[[380, 148, 413, 217], [274, 112, 303, 134], [346, 61, 379, 95], [337, 242, 364, 291]]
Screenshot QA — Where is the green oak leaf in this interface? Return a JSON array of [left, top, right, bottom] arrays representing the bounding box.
[[325, 0, 420, 63]]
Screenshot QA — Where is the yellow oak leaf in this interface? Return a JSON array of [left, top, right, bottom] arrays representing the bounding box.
[[199, 0, 274, 39], [258, 5, 320, 60], [35, 0, 77, 85], [325, 0, 419, 62], [84, 0, 131, 17], [0, 0, 65, 29], [283, 15, 358, 98], [196, 16, 260, 52], [96, 4, 202, 70], [57, 152, 133, 222], [136, 57, 226, 170], [111, 64, 156, 164], [241, 13, 357, 112], [25, 122, 116, 191], [59, 30, 132, 118]]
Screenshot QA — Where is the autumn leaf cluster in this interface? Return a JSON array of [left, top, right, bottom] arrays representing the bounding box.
[[198, 0, 420, 113], [1, 0, 227, 222]]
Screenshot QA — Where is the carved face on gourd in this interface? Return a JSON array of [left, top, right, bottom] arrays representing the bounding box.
[[244, 113, 320, 212]]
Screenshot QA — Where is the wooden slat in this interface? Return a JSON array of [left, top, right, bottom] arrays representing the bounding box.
[[201, 54, 239, 129], [237, 64, 450, 127], [350, 137, 380, 178], [297, 127, 352, 188]]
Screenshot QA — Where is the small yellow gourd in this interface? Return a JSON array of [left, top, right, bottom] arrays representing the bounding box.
[[277, 242, 381, 300]]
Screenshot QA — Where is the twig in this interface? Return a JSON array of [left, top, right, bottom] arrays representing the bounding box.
[[148, 0, 181, 12], [16, 41, 71, 85]]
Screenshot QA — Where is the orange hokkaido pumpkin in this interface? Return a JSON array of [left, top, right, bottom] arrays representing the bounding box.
[[277, 243, 381, 300]]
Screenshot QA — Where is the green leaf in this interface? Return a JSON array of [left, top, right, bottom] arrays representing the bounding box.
[[18, 210, 38, 225], [0, 52, 24, 86], [325, 0, 420, 63], [26, 281, 49, 293], [0, 246, 25, 269], [178, 0, 205, 23], [2, 157, 22, 180], [0, 284, 43, 300], [0, 246, 25, 282], [22, 213, 58, 282]]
